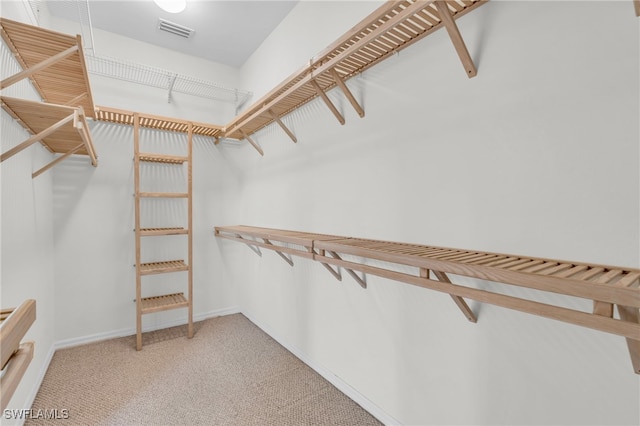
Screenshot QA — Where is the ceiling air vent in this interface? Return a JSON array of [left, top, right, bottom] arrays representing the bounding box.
[[157, 18, 194, 39]]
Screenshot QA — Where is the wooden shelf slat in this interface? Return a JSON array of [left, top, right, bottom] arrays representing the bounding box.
[[139, 192, 188, 198], [139, 259, 189, 275], [139, 153, 188, 164], [140, 293, 188, 314], [140, 227, 188, 236]]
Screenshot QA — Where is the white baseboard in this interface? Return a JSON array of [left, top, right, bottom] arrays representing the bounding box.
[[55, 306, 240, 350], [240, 310, 401, 426]]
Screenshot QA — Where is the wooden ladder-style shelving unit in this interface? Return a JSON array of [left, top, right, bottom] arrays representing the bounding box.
[[215, 225, 640, 375], [133, 113, 194, 350]]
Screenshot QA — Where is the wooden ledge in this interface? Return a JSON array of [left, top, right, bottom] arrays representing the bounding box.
[[215, 225, 640, 374]]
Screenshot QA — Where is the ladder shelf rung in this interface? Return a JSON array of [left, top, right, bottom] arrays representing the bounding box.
[[139, 192, 188, 198], [138, 153, 188, 164], [139, 227, 189, 236], [140, 293, 189, 314], [139, 259, 189, 275]]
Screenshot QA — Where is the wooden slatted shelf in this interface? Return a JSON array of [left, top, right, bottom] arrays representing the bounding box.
[[0, 300, 36, 411], [0, 17, 95, 117], [140, 293, 188, 314], [139, 259, 189, 275], [215, 225, 640, 374], [140, 227, 188, 236], [139, 153, 188, 164], [139, 192, 188, 198], [95, 106, 223, 139], [223, 0, 487, 146], [1, 96, 98, 177]]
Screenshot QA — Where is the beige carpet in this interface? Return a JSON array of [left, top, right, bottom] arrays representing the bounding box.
[[27, 314, 381, 425]]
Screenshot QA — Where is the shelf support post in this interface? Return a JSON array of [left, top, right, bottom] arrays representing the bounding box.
[[268, 109, 297, 143], [635, 0, 640, 17], [238, 129, 264, 156], [617, 305, 640, 374], [432, 270, 478, 323], [264, 238, 294, 266], [329, 68, 364, 118], [234, 234, 262, 256], [0, 112, 74, 163], [310, 248, 342, 281], [133, 112, 142, 351], [32, 142, 84, 178], [310, 79, 345, 125], [434, 1, 477, 78], [329, 251, 366, 288]]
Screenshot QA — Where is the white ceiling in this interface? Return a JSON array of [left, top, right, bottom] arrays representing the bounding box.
[[46, 0, 299, 68]]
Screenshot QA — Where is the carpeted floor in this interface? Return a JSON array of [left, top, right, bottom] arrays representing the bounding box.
[[27, 314, 381, 425]]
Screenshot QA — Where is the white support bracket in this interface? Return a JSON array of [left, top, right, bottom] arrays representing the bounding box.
[[167, 73, 177, 103]]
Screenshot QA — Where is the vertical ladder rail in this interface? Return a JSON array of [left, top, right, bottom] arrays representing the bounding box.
[[187, 122, 194, 339], [133, 113, 142, 351]]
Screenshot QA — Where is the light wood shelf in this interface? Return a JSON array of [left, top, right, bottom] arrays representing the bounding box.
[[95, 106, 222, 139], [1, 17, 95, 117], [140, 227, 188, 237], [139, 260, 189, 275], [141, 293, 189, 314], [139, 153, 188, 164], [1, 96, 98, 177], [0, 299, 36, 410], [215, 225, 640, 375], [139, 192, 188, 199]]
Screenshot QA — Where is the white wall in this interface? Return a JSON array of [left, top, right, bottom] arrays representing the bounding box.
[[0, 2, 56, 420], [2, 1, 639, 424], [218, 1, 640, 425]]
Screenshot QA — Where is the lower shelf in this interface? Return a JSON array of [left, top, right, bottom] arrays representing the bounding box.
[[140, 259, 189, 275], [141, 293, 188, 314]]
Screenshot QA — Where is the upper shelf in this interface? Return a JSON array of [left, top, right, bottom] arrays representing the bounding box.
[[0, 17, 95, 117], [215, 225, 640, 374], [223, 0, 487, 141], [1, 96, 98, 177]]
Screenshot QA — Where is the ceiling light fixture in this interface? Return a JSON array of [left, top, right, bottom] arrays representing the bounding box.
[[153, 0, 187, 14]]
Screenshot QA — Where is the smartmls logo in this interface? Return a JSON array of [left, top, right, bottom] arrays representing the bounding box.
[[3, 408, 70, 420]]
